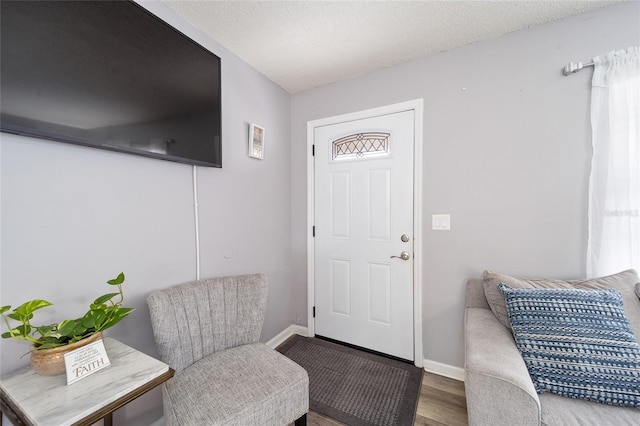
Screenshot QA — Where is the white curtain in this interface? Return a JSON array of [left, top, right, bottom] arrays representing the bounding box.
[[587, 46, 640, 277]]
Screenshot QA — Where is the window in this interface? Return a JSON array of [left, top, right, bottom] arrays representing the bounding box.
[[331, 132, 390, 160]]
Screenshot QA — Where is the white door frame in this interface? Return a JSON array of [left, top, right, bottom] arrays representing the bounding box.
[[306, 99, 424, 367]]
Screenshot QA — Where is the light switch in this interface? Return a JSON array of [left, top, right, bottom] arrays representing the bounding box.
[[432, 214, 451, 231]]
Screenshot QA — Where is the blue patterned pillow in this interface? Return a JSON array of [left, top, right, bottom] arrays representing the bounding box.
[[498, 283, 640, 408]]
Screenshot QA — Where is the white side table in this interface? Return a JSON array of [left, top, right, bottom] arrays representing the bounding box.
[[0, 337, 174, 426]]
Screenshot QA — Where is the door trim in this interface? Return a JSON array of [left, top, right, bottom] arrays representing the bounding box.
[[306, 99, 424, 367]]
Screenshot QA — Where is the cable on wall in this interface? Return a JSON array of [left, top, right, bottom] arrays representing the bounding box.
[[192, 165, 201, 280]]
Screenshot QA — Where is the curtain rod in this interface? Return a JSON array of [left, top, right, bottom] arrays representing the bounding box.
[[563, 61, 595, 76]]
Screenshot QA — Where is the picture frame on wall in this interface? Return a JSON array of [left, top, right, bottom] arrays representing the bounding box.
[[249, 123, 265, 160]]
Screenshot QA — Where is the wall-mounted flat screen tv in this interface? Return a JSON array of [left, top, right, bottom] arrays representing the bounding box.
[[1, 0, 222, 167]]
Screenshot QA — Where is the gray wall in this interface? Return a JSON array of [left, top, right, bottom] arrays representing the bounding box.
[[1, 1, 639, 424], [290, 1, 640, 369], [0, 1, 292, 424]]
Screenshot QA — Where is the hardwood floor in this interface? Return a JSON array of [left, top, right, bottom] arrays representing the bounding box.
[[414, 372, 468, 426], [306, 372, 468, 426]]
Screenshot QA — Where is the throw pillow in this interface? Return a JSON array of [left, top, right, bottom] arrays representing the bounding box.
[[499, 284, 640, 408], [483, 269, 639, 329], [636, 282, 640, 300]]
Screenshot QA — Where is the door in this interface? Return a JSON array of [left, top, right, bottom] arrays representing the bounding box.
[[313, 109, 415, 360]]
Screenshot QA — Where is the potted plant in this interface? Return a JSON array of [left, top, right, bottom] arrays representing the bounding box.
[[0, 272, 134, 375]]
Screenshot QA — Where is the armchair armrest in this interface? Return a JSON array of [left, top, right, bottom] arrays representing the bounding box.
[[464, 308, 541, 426]]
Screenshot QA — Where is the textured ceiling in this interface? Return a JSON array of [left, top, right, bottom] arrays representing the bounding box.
[[161, 1, 618, 94]]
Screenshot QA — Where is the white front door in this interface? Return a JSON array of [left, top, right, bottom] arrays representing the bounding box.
[[313, 109, 415, 360]]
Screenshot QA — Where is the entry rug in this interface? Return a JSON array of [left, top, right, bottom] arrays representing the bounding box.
[[277, 335, 423, 426]]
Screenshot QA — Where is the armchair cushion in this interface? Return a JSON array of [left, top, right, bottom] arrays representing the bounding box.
[[499, 284, 640, 408], [163, 343, 309, 426]]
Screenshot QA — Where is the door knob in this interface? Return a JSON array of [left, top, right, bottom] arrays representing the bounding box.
[[391, 251, 411, 260]]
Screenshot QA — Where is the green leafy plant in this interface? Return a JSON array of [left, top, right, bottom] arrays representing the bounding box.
[[0, 273, 134, 351]]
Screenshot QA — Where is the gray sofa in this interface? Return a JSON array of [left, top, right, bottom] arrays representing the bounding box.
[[464, 271, 640, 426]]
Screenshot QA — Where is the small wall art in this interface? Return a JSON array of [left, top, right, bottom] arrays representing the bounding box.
[[249, 123, 265, 160]]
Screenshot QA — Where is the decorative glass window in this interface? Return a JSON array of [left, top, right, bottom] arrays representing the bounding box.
[[331, 132, 390, 160]]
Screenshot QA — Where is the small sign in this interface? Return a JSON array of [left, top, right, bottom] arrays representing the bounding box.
[[64, 339, 111, 385]]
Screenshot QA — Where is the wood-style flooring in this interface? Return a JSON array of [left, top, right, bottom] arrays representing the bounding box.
[[307, 371, 468, 426]]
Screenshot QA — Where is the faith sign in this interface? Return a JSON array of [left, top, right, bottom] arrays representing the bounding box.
[[64, 339, 111, 385]]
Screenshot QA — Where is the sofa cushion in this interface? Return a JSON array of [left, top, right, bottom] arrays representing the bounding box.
[[499, 283, 640, 409], [540, 393, 640, 426], [483, 269, 639, 330]]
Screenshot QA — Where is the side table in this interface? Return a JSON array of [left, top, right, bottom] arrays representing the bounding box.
[[0, 337, 174, 426]]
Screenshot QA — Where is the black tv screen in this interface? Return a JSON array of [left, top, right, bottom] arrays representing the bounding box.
[[1, 0, 222, 167]]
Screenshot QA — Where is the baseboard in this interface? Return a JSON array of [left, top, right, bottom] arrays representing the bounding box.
[[266, 324, 308, 349], [423, 359, 465, 382]]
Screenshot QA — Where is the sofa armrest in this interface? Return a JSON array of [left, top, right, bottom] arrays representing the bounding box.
[[466, 278, 490, 309], [465, 307, 541, 426]]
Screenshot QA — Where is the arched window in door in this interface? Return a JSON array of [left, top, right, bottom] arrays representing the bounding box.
[[331, 132, 390, 161]]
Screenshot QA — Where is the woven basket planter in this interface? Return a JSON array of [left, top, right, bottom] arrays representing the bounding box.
[[30, 332, 103, 376]]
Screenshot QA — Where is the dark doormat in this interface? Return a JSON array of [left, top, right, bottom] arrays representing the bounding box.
[[277, 335, 423, 426]]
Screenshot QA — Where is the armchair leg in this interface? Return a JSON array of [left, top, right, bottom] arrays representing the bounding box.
[[294, 413, 307, 426]]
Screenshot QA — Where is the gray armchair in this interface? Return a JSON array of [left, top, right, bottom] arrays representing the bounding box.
[[147, 273, 309, 425]]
